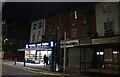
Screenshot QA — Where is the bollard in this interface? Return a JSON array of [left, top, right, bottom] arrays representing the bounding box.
[[14, 57, 17, 65], [23, 59, 25, 67]]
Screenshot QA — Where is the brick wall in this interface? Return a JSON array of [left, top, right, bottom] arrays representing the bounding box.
[[45, 4, 96, 41]]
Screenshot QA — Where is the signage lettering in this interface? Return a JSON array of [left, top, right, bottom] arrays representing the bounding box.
[[26, 41, 54, 48]]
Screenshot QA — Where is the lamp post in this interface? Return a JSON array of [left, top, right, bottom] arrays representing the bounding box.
[[63, 32, 66, 72], [54, 2, 60, 72]]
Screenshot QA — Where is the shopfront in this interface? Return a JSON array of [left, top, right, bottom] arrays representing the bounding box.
[[79, 36, 120, 74], [23, 41, 54, 64]]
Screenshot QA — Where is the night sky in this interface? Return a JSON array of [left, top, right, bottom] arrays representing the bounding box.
[[2, 2, 90, 22]]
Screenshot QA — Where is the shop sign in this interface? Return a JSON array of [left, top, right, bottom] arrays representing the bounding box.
[[25, 41, 54, 49], [28, 44, 36, 48], [60, 39, 79, 48], [37, 41, 54, 48], [80, 38, 91, 45], [37, 43, 49, 47], [104, 59, 112, 61], [92, 36, 120, 44]]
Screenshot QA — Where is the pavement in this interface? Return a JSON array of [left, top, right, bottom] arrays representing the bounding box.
[[2, 59, 120, 77], [3, 59, 50, 71], [2, 59, 83, 77]]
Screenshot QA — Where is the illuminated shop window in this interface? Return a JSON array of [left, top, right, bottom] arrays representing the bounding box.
[[97, 52, 104, 55], [100, 52, 104, 55], [5, 38, 8, 41], [113, 51, 118, 54], [97, 52, 99, 55], [30, 50, 36, 54]]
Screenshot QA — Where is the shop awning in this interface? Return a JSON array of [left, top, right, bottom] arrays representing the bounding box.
[[18, 47, 51, 51]]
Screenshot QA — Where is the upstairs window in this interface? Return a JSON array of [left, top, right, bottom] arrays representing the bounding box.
[[103, 3, 112, 14], [71, 25, 77, 39], [38, 22, 42, 28], [33, 24, 36, 30], [104, 18, 114, 36], [71, 10, 78, 19], [81, 20, 90, 38]]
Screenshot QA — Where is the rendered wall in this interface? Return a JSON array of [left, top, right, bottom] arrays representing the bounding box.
[[30, 19, 45, 43], [95, 2, 119, 37]]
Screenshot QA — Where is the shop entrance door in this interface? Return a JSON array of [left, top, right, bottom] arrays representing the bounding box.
[[94, 49, 104, 68], [36, 50, 52, 65]]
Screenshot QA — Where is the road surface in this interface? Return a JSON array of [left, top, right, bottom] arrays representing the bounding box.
[[2, 64, 60, 77]]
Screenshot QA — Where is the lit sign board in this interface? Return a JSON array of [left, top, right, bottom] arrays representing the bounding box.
[[26, 41, 54, 48], [28, 44, 36, 48], [26, 44, 28, 48], [37, 43, 49, 47], [50, 41, 54, 47], [42, 43, 49, 47]]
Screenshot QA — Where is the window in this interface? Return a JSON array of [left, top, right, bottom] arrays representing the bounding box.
[[103, 3, 112, 14], [81, 20, 90, 37], [32, 33, 36, 42], [82, 10, 89, 16], [71, 27, 77, 39], [75, 11, 77, 19], [113, 51, 118, 54], [71, 10, 78, 19], [33, 24, 36, 30], [104, 18, 114, 36], [38, 22, 42, 28]]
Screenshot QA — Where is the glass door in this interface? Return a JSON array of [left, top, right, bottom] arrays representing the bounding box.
[[96, 51, 104, 68]]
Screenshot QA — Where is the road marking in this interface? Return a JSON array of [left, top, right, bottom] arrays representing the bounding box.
[[3, 62, 66, 77]]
